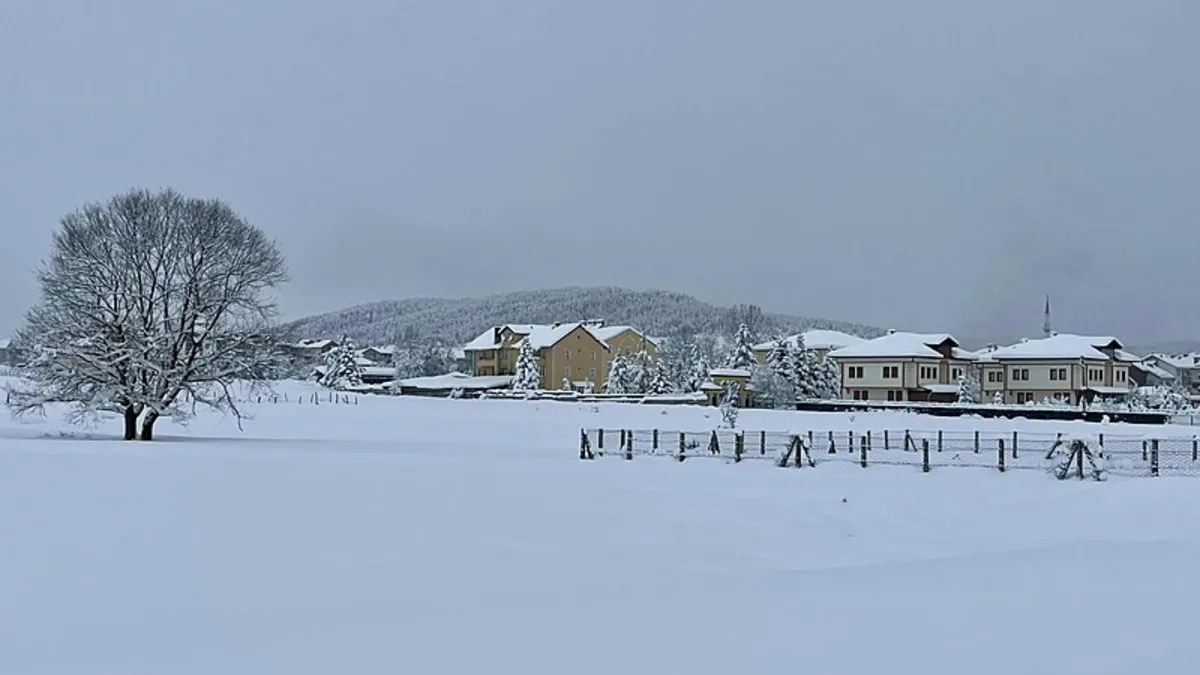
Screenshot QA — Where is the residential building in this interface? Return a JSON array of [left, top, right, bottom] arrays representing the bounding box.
[[1130, 360, 1177, 388], [461, 321, 656, 392], [0, 337, 12, 367], [1142, 354, 1200, 392], [751, 329, 867, 363], [357, 346, 397, 364], [283, 338, 339, 366], [702, 368, 756, 407], [976, 334, 1137, 405], [826, 331, 977, 403]]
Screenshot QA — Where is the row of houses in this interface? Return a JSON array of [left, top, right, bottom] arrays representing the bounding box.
[[821, 330, 1180, 406]]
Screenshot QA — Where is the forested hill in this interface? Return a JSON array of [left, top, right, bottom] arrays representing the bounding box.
[[281, 287, 885, 347]]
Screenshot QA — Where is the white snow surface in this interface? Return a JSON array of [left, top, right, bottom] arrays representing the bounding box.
[[4, 379, 1200, 674]]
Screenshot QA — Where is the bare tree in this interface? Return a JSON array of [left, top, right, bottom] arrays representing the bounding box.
[[8, 188, 287, 440]]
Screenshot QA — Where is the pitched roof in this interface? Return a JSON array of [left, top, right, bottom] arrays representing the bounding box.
[[465, 322, 651, 352], [828, 332, 973, 360], [0, 338, 10, 349], [985, 334, 1126, 361], [753, 330, 866, 352], [1132, 361, 1175, 380]]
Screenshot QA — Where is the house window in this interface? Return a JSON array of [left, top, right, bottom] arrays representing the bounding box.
[[918, 366, 938, 380], [952, 368, 962, 380], [591, 351, 596, 361], [883, 366, 899, 379], [848, 366, 864, 379], [1012, 368, 1030, 382], [852, 390, 870, 401], [1116, 370, 1126, 382], [564, 367, 571, 378], [1049, 367, 1067, 381], [565, 350, 571, 360], [886, 390, 905, 402], [589, 368, 596, 378], [1089, 368, 1104, 381]]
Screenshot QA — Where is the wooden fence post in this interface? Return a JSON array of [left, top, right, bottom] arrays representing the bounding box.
[[620, 429, 627, 450], [922, 439, 930, 473], [580, 429, 593, 460], [678, 432, 686, 462], [866, 430, 873, 452], [598, 429, 604, 449], [653, 429, 659, 451], [1142, 440, 1148, 462], [625, 430, 633, 460], [905, 430, 913, 452], [760, 430, 767, 456], [860, 435, 868, 468], [1077, 439, 1086, 479], [1151, 439, 1160, 477], [709, 431, 720, 455], [998, 438, 1006, 473], [1011, 431, 1018, 459], [973, 430, 980, 454], [808, 430, 814, 450], [735, 433, 745, 463], [1193, 436, 1198, 462], [937, 430, 943, 452], [883, 429, 890, 450]]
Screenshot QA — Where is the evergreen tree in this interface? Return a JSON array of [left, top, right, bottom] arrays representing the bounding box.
[[955, 370, 981, 404], [725, 322, 757, 370], [320, 336, 364, 389], [765, 338, 795, 386], [646, 362, 674, 395], [685, 342, 709, 393], [791, 335, 819, 399], [605, 352, 631, 394], [719, 382, 740, 428], [512, 339, 541, 391]]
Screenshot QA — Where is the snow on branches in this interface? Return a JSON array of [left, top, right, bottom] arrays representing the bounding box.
[[7, 188, 287, 440]]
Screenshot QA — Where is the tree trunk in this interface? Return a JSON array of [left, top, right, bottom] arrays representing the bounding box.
[[123, 406, 138, 441], [139, 411, 159, 441]]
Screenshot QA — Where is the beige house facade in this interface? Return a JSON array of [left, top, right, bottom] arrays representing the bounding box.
[[977, 334, 1136, 405], [462, 321, 656, 392], [827, 331, 977, 403]]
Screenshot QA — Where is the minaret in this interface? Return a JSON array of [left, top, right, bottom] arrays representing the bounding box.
[[1043, 295, 1052, 338]]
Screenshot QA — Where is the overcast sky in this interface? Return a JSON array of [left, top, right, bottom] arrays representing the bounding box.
[[2, 0, 1197, 343]]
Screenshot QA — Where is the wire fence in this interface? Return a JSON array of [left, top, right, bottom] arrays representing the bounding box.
[[579, 427, 1200, 478]]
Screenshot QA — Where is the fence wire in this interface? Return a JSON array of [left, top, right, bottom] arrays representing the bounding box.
[[581, 427, 1200, 478]]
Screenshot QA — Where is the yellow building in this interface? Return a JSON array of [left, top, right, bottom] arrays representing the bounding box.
[[462, 321, 656, 392]]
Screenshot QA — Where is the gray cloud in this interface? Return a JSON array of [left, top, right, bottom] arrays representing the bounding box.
[[2, 0, 1198, 343]]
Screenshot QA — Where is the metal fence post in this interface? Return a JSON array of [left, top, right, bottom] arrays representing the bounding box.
[[860, 435, 868, 468], [760, 430, 767, 456], [998, 438, 1006, 473], [625, 430, 633, 460], [973, 430, 980, 454], [678, 432, 686, 462], [937, 430, 943, 452], [883, 429, 890, 450], [922, 439, 930, 473], [1011, 431, 1018, 459], [652, 429, 659, 451]]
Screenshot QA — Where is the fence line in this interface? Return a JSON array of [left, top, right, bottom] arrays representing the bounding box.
[[578, 427, 1200, 478]]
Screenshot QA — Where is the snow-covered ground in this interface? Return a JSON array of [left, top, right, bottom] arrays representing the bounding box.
[[3, 379, 1200, 674]]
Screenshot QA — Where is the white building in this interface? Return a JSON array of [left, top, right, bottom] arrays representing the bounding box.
[[976, 333, 1137, 405], [827, 331, 977, 402]]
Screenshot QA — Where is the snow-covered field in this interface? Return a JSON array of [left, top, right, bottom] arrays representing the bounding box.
[[4, 379, 1200, 674]]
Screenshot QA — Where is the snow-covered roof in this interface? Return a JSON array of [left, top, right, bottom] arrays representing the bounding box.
[[1147, 353, 1200, 369], [921, 383, 960, 394], [465, 322, 652, 352], [699, 382, 724, 391], [0, 338, 10, 349], [710, 367, 752, 378], [360, 345, 397, 355], [361, 366, 396, 377], [985, 334, 1126, 362], [752, 330, 866, 352], [827, 332, 973, 360], [1132, 361, 1175, 380], [1087, 385, 1131, 396], [294, 339, 336, 350]]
